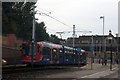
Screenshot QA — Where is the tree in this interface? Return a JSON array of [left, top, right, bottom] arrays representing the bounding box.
[[35, 22, 49, 42], [2, 2, 35, 40], [49, 34, 60, 44], [2, 2, 61, 43]]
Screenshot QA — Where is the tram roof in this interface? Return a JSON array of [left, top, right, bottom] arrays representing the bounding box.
[[64, 46, 73, 50], [37, 41, 62, 48]]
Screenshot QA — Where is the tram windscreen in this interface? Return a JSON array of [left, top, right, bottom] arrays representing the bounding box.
[[20, 43, 32, 56]]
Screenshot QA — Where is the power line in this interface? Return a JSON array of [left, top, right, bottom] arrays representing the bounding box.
[[36, 7, 51, 14], [47, 15, 72, 28], [36, 9, 91, 32], [36, 10, 72, 29]]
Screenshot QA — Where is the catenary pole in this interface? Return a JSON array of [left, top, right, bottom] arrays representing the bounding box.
[[31, 6, 36, 67]]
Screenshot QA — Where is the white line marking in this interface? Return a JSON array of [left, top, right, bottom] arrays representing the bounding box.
[[81, 67, 117, 78]]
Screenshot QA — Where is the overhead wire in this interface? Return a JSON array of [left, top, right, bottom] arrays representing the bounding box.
[[36, 9, 73, 29], [35, 7, 51, 14], [36, 8, 91, 32], [35, 8, 92, 38]]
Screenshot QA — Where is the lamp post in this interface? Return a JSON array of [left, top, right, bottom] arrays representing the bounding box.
[[89, 35, 94, 69], [91, 35, 94, 69], [116, 33, 119, 64], [100, 16, 105, 65], [108, 30, 113, 71], [104, 38, 107, 65], [73, 25, 75, 49], [98, 40, 101, 64]]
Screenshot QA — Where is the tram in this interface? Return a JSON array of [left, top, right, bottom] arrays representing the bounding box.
[[21, 41, 87, 66]]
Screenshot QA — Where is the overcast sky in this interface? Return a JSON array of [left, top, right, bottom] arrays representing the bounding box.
[[35, 0, 119, 39]]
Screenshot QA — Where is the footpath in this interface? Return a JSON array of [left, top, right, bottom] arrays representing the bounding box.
[[45, 61, 119, 79], [80, 62, 119, 78]]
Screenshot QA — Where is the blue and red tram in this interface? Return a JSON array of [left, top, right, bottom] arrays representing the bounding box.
[[21, 41, 87, 66]]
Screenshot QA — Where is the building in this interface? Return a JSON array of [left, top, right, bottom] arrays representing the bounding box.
[[65, 30, 119, 60]]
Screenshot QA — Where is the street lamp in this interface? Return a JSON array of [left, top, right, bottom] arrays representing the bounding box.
[[100, 16, 105, 65], [108, 30, 113, 71]]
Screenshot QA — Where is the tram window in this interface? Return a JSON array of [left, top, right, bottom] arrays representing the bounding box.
[[24, 46, 31, 56], [52, 48, 57, 58], [65, 53, 69, 58], [52, 48, 57, 53], [59, 49, 62, 53], [68, 54, 71, 58], [59, 49, 62, 58], [65, 50, 67, 53], [42, 47, 50, 55], [59, 53, 62, 59], [69, 50, 73, 54]]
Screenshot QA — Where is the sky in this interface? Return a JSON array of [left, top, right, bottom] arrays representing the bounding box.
[[35, 0, 119, 39]]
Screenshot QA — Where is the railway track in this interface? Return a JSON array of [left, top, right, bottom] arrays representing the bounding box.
[[2, 64, 28, 74], [2, 65, 65, 74], [2, 64, 84, 74], [2, 64, 88, 80]]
